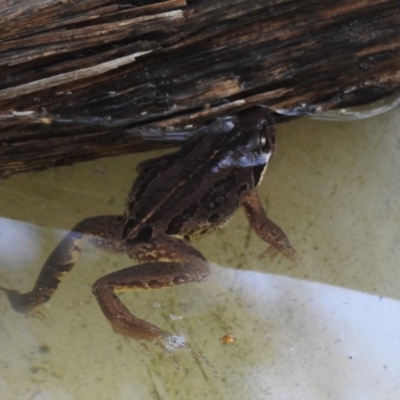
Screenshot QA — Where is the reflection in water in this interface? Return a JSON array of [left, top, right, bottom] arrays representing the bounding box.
[[1, 109, 400, 399], [225, 268, 400, 399], [0, 218, 40, 270], [1, 233, 399, 400]]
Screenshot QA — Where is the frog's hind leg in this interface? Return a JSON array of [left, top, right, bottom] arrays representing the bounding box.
[[92, 236, 215, 371], [0, 215, 124, 316]]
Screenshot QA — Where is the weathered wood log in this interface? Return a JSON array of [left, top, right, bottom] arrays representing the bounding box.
[[1, 0, 400, 177]]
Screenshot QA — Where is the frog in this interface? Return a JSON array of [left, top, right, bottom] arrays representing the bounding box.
[[0, 107, 298, 369]]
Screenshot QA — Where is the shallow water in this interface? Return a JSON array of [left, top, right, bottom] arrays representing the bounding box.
[[1, 109, 400, 400]]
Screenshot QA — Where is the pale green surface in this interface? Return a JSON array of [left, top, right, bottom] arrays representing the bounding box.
[[1, 109, 400, 399]]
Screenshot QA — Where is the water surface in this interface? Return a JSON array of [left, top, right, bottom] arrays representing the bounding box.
[[1, 109, 400, 399]]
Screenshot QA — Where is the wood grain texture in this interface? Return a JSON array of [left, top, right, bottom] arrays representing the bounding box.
[[1, 0, 400, 176]]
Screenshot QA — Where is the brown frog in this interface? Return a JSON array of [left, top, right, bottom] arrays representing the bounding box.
[[0, 107, 297, 368]]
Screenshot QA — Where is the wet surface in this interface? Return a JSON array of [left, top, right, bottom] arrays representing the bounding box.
[[1, 109, 400, 399]]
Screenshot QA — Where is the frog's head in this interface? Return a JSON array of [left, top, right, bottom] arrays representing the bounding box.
[[242, 107, 276, 157], [235, 107, 276, 185], [213, 107, 276, 181]]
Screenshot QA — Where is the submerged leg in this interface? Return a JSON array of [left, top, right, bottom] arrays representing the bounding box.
[[241, 189, 299, 260], [92, 236, 214, 370], [0, 215, 124, 315]]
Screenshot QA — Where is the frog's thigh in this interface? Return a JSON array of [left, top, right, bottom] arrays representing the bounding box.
[[241, 189, 298, 259], [92, 237, 209, 343]]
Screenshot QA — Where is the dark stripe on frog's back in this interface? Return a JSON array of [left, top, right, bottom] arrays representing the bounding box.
[[126, 147, 187, 213], [165, 166, 254, 239], [124, 126, 258, 240]]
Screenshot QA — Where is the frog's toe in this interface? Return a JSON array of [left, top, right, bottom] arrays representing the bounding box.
[[109, 314, 217, 373], [258, 244, 300, 263], [257, 245, 280, 260], [157, 334, 217, 375], [29, 309, 46, 320], [0, 286, 23, 309]]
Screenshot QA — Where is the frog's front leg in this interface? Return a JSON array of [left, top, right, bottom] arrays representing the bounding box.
[[0, 215, 125, 315], [241, 189, 298, 260], [92, 236, 211, 363]]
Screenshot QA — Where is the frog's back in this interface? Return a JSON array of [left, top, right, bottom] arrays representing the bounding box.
[[123, 108, 274, 241]]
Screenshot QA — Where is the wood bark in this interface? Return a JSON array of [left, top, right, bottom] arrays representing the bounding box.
[[1, 0, 400, 176]]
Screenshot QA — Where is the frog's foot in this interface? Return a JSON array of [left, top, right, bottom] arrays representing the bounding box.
[[109, 311, 217, 374], [0, 286, 38, 314], [257, 244, 309, 268], [257, 245, 281, 261], [157, 332, 217, 374], [257, 243, 299, 262], [0, 286, 47, 320], [29, 309, 46, 320]]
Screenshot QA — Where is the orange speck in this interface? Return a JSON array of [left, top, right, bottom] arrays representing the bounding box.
[[221, 334, 236, 344]]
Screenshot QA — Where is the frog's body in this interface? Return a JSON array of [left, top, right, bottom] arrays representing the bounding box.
[[125, 108, 274, 242], [1, 107, 297, 367]]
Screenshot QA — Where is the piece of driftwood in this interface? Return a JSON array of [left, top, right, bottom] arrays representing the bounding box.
[[1, 0, 400, 177]]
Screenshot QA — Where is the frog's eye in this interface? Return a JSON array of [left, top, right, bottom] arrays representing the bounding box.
[[259, 135, 269, 152]]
